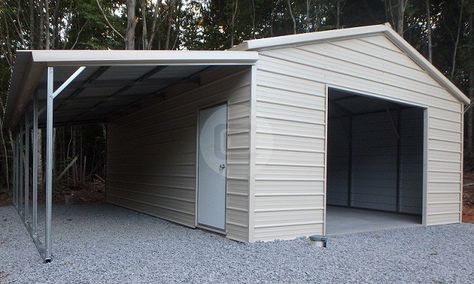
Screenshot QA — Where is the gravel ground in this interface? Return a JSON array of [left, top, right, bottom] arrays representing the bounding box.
[[1, 204, 473, 283]]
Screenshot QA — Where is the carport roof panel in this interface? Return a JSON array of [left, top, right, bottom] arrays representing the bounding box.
[[6, 50, 258, 129]]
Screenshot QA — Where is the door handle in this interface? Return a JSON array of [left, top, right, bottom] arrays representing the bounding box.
[[219, 164, 226, 170]]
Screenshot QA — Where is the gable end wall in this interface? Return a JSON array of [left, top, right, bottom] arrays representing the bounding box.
[[251, 34, 463, 241]]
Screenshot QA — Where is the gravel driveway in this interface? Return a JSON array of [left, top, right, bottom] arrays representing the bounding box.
[[1, 204, 473, 283]]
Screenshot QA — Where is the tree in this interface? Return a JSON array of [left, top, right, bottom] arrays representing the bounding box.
[[287, 0, 296, 34], [450, 0, 465, 79], [0, 0, 473, 198], [461, 1, 474, 154], [385, 0, 409, 37], [426, 0, 432, 62], [126, 0, 137, 50]]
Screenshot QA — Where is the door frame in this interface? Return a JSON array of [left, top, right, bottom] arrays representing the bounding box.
[[195, 102, 229, 234]]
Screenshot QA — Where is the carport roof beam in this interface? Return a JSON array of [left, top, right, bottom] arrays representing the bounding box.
[[51, 66, 86, 99]]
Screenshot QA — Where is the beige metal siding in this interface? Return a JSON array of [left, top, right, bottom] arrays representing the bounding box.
[[254, 69, 327, 241], [107, 67, 251, 241], [253, 34, 462, 241]]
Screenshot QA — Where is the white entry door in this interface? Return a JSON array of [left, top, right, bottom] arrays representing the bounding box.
[[197, 104, 227, 231]]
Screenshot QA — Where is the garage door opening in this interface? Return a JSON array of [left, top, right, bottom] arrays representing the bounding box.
[[326, 88, 424, 234]]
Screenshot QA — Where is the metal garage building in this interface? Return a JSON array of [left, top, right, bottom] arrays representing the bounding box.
[[7, 24, 468, 262]]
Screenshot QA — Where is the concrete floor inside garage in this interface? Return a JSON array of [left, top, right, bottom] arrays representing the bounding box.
[[326, 206, 421, 235]]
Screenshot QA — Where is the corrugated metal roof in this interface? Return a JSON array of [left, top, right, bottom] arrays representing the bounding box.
[[6, 51, 257, 129], [40, 65, 247, 126]]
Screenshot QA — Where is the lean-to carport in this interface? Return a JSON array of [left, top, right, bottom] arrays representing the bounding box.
[[6, 50, 258, 262]]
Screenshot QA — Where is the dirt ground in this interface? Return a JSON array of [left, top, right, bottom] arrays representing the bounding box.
[[0, 192, 8, 207], [53, 182, 105, 204], [0, 180, 105, 207], [462, 172, 474, 223]]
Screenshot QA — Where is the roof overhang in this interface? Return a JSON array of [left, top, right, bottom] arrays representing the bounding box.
[[29, 50, 259, 66], [232, 24, 469, 105], [5, 50, 258, 129]]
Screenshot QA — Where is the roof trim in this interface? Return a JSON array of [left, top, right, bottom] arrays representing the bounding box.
[[232, 24, 469, 105], [231, 24, 388, 51], [28, 50, 259, 66]]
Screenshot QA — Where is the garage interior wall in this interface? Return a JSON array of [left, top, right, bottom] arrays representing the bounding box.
[[327, 102, 424, 215], [106, 66, 251, 242], [251, 33, 463, 241]]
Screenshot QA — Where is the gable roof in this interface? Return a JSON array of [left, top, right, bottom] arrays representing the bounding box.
[[232, 24, 469, 105]]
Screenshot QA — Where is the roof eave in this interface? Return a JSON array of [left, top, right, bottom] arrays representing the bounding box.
[[383, 28, 470, 105], [232, 24, 469, 105], [231, 24, 389, 51], [5, 51, 46, 130]]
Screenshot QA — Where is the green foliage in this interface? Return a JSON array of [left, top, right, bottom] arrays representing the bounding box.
[[0, 1, 470, 124], [63, 0, 125, 49], [0, 0, 473, 189]]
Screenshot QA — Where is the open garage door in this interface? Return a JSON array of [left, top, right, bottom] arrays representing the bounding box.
[[326, 88, 424, 234]]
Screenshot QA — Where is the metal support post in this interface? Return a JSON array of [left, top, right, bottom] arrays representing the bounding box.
[[45, 67, 54, 262], [16, 135, 20, 210], [19, 130, 24, 218], [17, 135, 20, 211], [32, 94, 39, 238], [16, 65, 83, 263], [13, 136, 17, 208], [24, 115, 30, 223]]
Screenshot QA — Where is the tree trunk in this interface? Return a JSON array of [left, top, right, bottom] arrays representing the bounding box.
[[0, 102, 9, 192], [164, 14, 172, 49], [450, 0, 464, 79], [29, 0, 35, 48], [467, 70, 474, 154], [45, 0, 50, 49], [126, 0, 137, 50], [466, 13, 474, 155], [287, 0, 297, 34], [38, 0, 44, 49], [426, 0, 432, 62], [230, 0, 239, 48], [306, 0, 311, 32], [270, 1, 276, 37], [164, 0, 177, 50], [251, 0, 256, 37], [141, 0, 148, 49], [396, 0, 406, 36], [336, 0, 341, 29], [147, 0, 161, 49], [51, 0, 61, 48]]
